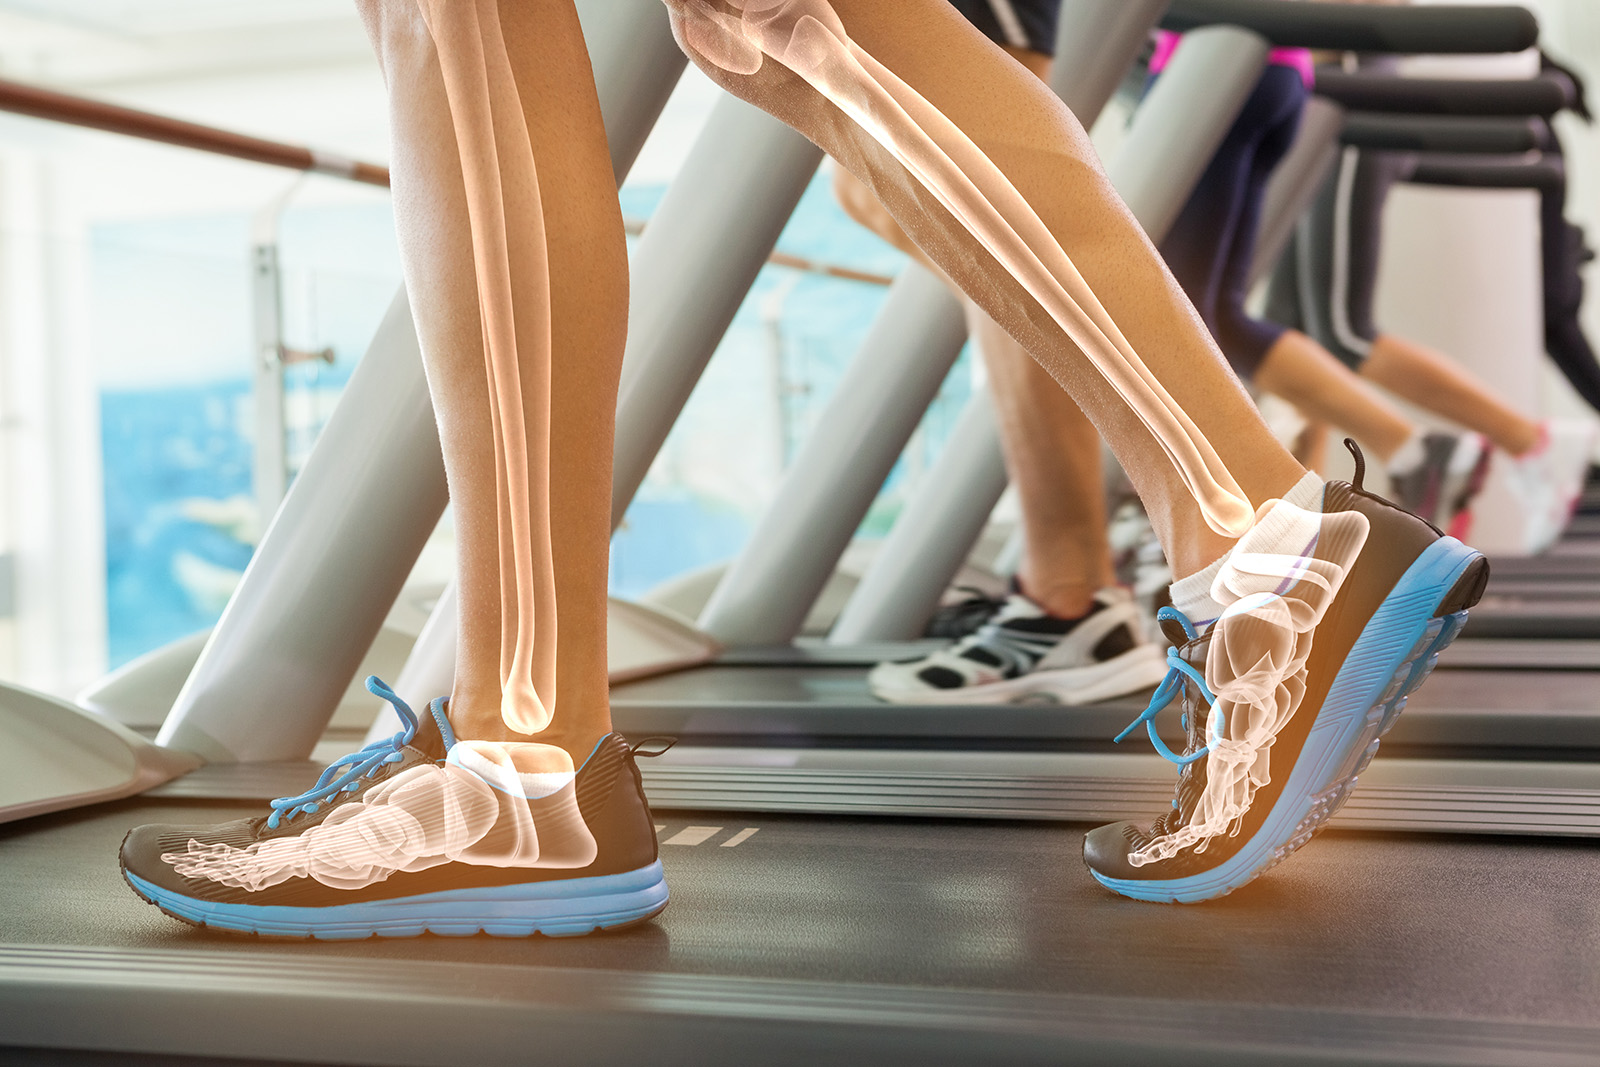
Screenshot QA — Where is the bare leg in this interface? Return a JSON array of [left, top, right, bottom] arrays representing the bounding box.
[[976, 43, 1114, 615], [1293, 420, 1331, 472], [836, 40, 1112, 617], [1254, 330, 1413, 464], [972, 308, 1113, 615], [498, 0, 627, 757], [671, 0, 1306, 575], [360, 0, 623, 758], [1363, 333, 1541, 456], [838, 163, 1112, 615]]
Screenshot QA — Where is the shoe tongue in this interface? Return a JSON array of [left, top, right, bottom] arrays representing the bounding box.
[[406, 699, 455, 762], [993, 594, 1046, 623]]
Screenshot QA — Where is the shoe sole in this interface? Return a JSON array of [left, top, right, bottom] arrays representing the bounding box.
[[122, 860, 669, 940], [871, 645, 1169, 706], [1091, 536, 1489, 904]]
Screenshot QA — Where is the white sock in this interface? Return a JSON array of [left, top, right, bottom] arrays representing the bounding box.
[[1386, 430, 1428, 475], [1169, 471, 1325, 627]]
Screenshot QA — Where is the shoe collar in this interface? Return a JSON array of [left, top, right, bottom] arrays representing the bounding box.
[[405, 696, 457, 762]]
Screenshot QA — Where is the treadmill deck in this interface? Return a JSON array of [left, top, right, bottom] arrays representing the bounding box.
[[3, 795, 1600, 1065]]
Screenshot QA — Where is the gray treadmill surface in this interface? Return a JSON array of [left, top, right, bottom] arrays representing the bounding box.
[[1450, 524, 1600, 637], [4, 797, 1600, 1066], [1477, 577, 1600, 599], [610, 663, 1600, 752], [1461, 597, 1600, 639], [1485, 551, 1600, 579]]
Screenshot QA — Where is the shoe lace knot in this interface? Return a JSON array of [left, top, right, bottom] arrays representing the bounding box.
[[1112, 606, 1218, 767], [265, 676, 419, 830]]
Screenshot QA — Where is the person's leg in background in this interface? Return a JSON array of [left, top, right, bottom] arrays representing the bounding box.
[[1535, 138, 1600, 413], [1537, 155, 1600, 412], [975, 306, 1115, 618], [1158, 60, 1481, 526], [1302, 144, 1593, 547], [1335, 151, 1540, 455], [866, 293, 1168, 706], [1157, 61, 1406, 466], [837, 6, 1165, 706]]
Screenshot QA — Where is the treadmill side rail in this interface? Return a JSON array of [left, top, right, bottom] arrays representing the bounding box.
[[0, 683, 199, 825]]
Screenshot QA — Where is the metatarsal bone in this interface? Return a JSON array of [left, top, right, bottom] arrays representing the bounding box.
[[161, 742, 596, 892], [668, 0, 1254, 536], [1130, 502, 1371, 865]]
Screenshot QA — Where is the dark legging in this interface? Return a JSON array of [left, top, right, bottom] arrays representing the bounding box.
[[1158, 64, 1308, 378], [946, 0, 1059, 56], [1264, 146, 1416, 367], [1267, 133, 1600, 416], [1411, 146, 1600, 415]]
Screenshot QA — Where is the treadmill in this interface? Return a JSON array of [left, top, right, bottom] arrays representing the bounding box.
[[7, 3, 1600, 1065]]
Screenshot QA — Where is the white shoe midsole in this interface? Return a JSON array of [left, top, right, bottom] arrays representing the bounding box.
[[872, 644, 1168, 706]]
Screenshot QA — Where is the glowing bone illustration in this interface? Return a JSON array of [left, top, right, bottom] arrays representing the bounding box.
[[417, 0, 558, 732], [1128, 500, 1371, 865], [162, 741, 596, 892], [667, 0, 1255, 536]]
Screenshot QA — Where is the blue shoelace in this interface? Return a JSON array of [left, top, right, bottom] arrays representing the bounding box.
[[265, 676, 419, 830], [1113, 606, 1220, 767]]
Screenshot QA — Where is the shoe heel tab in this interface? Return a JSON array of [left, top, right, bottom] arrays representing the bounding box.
[[1332, 438, 1446, 536], [1343, 437, 1368, 492], [629, 737, 678, 759]]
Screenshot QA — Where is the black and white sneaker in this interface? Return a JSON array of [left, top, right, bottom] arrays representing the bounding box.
[[1388, 431, 1491, 538], [868, 587, 1167, 705], [119, 678, 668, 939]]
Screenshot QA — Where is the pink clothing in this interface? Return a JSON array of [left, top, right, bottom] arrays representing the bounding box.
[[1150, 30, 1316, 89]]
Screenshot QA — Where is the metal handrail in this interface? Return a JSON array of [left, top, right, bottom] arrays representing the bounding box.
[[0, 75, 390, 187], [1163, 0, 1539, 54], [0, 75, 901, 290], [622, 216, 893, 287]]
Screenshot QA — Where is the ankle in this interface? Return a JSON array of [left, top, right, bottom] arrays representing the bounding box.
[[445, 692, 611, 766], [1015, 573, 1101, 619], [526, 729, 613, 768], [1169, 471, 1326, 623], [444, 687, 506, 745], [1505, 419, 1545, 459]]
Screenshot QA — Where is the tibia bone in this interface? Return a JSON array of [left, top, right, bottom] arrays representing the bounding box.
[[417, 0, 559, 732]]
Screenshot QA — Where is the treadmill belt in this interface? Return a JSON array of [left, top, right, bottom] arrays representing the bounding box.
[[1463, 598, 1600, 639], [4, 797, 1600, 1065], [610, 664, 1600, 753]]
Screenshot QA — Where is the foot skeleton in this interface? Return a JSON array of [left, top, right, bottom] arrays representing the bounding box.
[[1128, 500, 1370, 864], [162, 741, 595, 892]]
